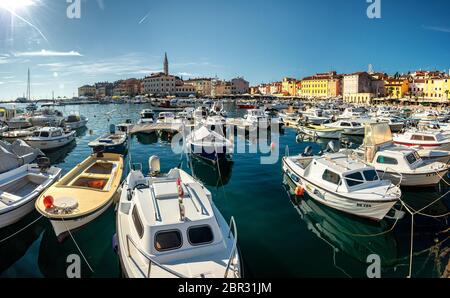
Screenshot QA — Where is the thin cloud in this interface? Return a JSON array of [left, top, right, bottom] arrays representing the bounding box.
[[139, 12, 151, 24], [422, 25, 450, 33], [14, 50, 83, 57], [177, 72, 195, 77]]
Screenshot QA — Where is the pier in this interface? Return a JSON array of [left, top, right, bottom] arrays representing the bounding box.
[[130, 123, 187, 135]]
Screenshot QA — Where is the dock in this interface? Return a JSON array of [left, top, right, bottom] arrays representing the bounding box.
[[129, 123, 196, 135]]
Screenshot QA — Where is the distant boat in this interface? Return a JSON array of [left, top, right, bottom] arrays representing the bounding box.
[[88, 124, 128, 154], [65, 113, 88, 130]]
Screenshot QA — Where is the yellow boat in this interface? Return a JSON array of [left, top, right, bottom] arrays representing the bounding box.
[[35, 152, 123, 240]]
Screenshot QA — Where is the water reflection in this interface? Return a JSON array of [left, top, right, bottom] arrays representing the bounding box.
[[282, 174, 399, 268], [135, 132, 158, 145], [75, 126, 88, 138], [45, 141, 77, 165], [0, 212, 46, 275], [189, 155, 234, 187], [38, 206, 119, 278]]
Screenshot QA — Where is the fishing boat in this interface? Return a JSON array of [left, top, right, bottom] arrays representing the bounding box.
[[298, 124, 343, 139], [347, 123, 449, 187], [88, 124, 128, 154], [0, 158, 61, 228], [186, 126, 233, 163], [24, 127, 76, 150], [138, 109, 155, 124], [282, 151, 402, 221], [116, 156, 241, 278], [6, 116, 32, 129], [393, 129, 450, 150], [65, 113, 88, 130], [324, 120, 365, 136], [35, 152, 123, 240]]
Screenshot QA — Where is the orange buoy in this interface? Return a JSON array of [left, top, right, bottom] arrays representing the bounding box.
[[43, 195, 54, 209], [295, 186, 305, 197]]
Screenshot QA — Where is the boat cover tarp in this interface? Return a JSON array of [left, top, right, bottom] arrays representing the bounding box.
[[0, 140, 43, 173]]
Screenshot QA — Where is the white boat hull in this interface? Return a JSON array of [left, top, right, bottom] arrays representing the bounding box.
[[282, 159, 397, 221], [26, 134, 75, 150], [299, 127, 342, 139], [50, 200, 113, 240], [66, 120, 88, 130], [0, 197, 36, 228], [379, 170, 447, 187]]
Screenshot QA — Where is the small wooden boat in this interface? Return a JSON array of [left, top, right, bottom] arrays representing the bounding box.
[[35, 152, 123, 240], [298, 124, 343, 139], [88, 125, 128, 154], [0, 158, 61, 228]]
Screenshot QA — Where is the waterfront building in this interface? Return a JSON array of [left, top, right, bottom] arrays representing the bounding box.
[[143, 73, 177, 96], [384, 78, 409, 99], [78, 85, 96, 97], [301, 71, 340, 98], [343, 72, 385, 103], [211, 79, 232, 97], [343, 93, 374, 104], [282, 77, 298, 96], [95, 82, 114, 98], [231, 77, 250, 95], [424, 77, 450, 101], [408, 78, 426, 98], [250, 86, 260, 95], [185, 78, 213, 97], [270, 82, 282, 95]]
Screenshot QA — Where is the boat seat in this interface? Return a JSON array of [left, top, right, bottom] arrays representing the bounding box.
[[0, 191, 22, 206]]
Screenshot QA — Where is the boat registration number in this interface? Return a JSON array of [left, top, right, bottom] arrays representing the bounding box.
[[357, 203, 372, 208]]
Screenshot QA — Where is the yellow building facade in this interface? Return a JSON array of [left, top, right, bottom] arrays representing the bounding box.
[[384, 78, 409, 99], [301, 77, 329, 98], [282, 78, 298, 96], [424, 77, 450, 100]]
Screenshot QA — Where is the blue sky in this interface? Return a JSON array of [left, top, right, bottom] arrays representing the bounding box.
[[0, 0, 449, 100]]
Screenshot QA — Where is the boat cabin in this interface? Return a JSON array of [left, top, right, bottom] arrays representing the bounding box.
[[122, 171, 226, 257], [372, 148, 423, 171], [157, 112, 176, 123], [31, 127, 65, 139], [300, 153, 382, 193]]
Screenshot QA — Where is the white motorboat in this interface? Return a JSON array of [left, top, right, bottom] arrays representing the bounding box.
[[6, 116, 32, 129], [65, 113, 88, 130], [203, 115, 227, 135], [393, 129, 450, 151], [186, 126, 233, 163], [243, 109, 270, 129], [193, 106, 209, 125], [0, 158, 61, 228], [282, 151, 402, 221], [0, 139, 44, 168], [25, 127, 76, 150], [302, 108, 332, 125], [138, 109, 155, 125], [324, 120, 365, 136], [338, 107, 369, 120], [156, 112, 176, 124], [116, 156, 241, 278], [347, 123, 449, 187], [376, 117, 405, 133], [29, 108, 65, 127]]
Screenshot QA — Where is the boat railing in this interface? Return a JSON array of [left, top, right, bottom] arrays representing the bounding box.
[[339, 170, 402, 199], [380, 167, 403, 196], [125, 234, 187, 278], [224, 216, 239, 278]]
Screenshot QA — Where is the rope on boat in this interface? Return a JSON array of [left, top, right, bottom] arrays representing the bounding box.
[[61, 217, 94, 273], [0, 215, 43, 244]]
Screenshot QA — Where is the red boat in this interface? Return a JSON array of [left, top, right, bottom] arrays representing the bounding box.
[[237, 103, 257, 109]]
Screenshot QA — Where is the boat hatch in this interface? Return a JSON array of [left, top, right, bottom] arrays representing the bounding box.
[[86, 162, 114, 175], [71, 177, 109, 190]]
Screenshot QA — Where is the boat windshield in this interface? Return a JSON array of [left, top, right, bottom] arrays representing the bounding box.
[[406, 152, 421, 164], [363, 170, 379, 181], [344, 172, 365, 187]]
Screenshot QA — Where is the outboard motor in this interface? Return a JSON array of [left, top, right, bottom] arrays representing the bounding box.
[[93, 145, 105, 158], [37, 156, 51, 173], [302, 146, 313, 157], [109, 124, 116, 134], [149, 155, 161, 176]]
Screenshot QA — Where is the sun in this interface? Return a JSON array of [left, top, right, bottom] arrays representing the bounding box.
[[0, 0, 35, 11]]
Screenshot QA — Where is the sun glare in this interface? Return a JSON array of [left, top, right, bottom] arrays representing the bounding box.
[[0, 0, 34, 11]]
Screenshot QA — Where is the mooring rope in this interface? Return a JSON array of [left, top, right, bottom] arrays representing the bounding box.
[[61, 217, 94, 273], [0, 215, 43, 244]]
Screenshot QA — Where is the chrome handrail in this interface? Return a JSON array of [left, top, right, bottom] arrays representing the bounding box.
[[224, 216, 239, 278], [125, 234, 187, 278]]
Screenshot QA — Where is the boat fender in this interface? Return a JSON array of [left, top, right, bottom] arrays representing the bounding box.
[[295, 186, 305, 197], [43, 195, 54, 209]]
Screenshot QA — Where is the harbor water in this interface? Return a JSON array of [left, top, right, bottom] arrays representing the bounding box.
[[0, 103, 448, 278]]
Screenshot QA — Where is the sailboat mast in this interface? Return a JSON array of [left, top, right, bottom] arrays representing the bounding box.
[[26, 68, 31, 101]]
